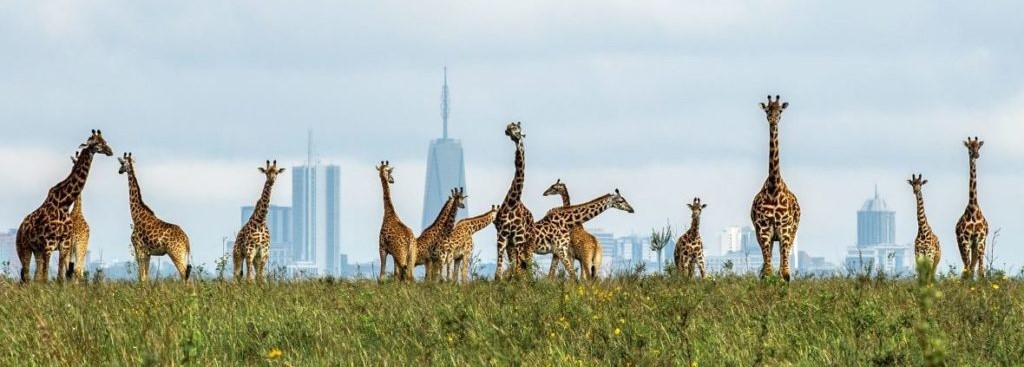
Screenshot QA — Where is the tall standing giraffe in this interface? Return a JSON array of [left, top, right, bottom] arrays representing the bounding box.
[[118, 153, 192, 281], [377, 161, 417, 281], [16, 130, 112, 282], [955, 137, 988, 279], [417, 187, 466, 281], [438, 205, 498, 283], [63, 151, 92, 280], [908, 174, 941, 279], [233, 160, 285, 282], [494, 122, 535, 279], [750, 95, 801, 281], [530, 190, 634, 281], [674, 198, 708, 279], [542, 179, 603, 279]]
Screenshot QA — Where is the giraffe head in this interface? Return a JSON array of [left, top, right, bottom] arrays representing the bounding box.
[[80, 129, 114, 156], [686, 197, 707, 218], [504, 121, 525, 143], [611, 189, 635, 213], [117, 152, 135, 175], [907, 174, 928, 193], [759, 95, 788, 124], [376, 160, 395, 184], [543, 179, 567, 197], [450, 187, 467, 209], [963, 136, 983, 159], [258, 160, 286, 183]]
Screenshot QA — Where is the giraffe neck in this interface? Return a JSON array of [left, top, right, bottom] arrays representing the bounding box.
[[126, 167, 155, 223], [249, 178, 276, 224], [48, 149, 96, 210], [463, 210, 497, 233], [557, 194, 613, 225], [914, 190, 930, 231], [503, 140, 525, 207], [968, 157, 978, 206], [72, 194, 83, 216], [558, 190, 572, 207], [767, 122, 783, 188], [380, 174, 396, 217], [689, 213, 701, 233], [424, 197, 456, 233]]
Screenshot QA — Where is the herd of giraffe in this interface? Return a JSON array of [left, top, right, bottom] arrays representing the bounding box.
[[11, 95, 992, 283]]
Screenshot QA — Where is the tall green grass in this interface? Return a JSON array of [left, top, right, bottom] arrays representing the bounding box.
[[0, 273, 1020, 365]]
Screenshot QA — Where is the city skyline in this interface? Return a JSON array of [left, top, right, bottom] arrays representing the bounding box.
[[1, 2, 1023, 272], [422, 67, 469, 230]]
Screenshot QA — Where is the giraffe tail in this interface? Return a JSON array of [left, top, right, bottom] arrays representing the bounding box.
[[185, 264, 193, 281], [66, 262, 76, 279]]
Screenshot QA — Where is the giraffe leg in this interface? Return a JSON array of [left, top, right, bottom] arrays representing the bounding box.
[[405, 239, 417, 282], [974, 236, 987, 279], [779, 232, 795, 282], [697, 253, 706, 279], [556, 245, 578, 282], [547, 253, 560, 279], [168, 249, 190, 281], [233, 248, 244, 281], [35, 248, 53, 282], [754, 226, 775, 279], [245, 253, 256, 282], [136, 252, 150, 282], [461, 250, 471, 283], [378, 247, 387, 281], [495, 235, 508, 281], [57, 243, 70, 282], [254, 251, 268, 282], [579, 253, 592, 281], [74, 242, 87, 280], [17, 243, 31, 284], [956, 235, 971, 279]]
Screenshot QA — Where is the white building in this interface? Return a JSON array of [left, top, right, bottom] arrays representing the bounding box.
[[718, 226, 743, 255]]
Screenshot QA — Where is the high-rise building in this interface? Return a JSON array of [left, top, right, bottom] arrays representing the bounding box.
[[422, 67, 468, 230], [590, 229, 616, 271], [739, 226, 758, 253], [241, 205, 293, 265], [292, 134, 342, 276], [718, 226, 743, 255], [857, 185, 895, 246]]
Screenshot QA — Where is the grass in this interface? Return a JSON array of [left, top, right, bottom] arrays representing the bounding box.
[[0, 272, 1022, 366]]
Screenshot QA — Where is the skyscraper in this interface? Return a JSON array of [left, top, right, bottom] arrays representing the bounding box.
[[241, 205, 293, 265], [718, 226, 743, 255], [292, 133, 342, 275], [857, 185, 895, 246], [422, 67, 468, 230]]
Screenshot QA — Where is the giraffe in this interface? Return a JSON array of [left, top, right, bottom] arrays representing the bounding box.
[[908, 174, 941, 279], [377, 161, 417, 281], [750, 95, 801, 281], [493, 122, 535, 280], [16, 130, 112, 282], [233, 160, 285, 282], [955, 137, 988, 280], [530, 190, 634, 281], [417, 187, 466, 281], [437, 205, 498, 283], [63, 151, 91, 281], [674, 198, 708, 279], [542, 179, 603, 279], [118, 153, 192, 281]]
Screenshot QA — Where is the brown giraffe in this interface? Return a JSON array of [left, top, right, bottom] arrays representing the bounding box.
[[750, 95, 801, 281], [417, 187, 466, 281], [494, 122, 535, 280], [118, 153, 192, 281], [63, 152, 91, 280], [542, 179, 603, 280], [233, 160, 285, 282], [530, 190, 634, 281], [16, 130, 112, 283], [377, 161, 417, 281], [908, 174, 941, 279], [955, 137, 988, 280], [437, 205, 498, 283], [674, 198, 708, 279]]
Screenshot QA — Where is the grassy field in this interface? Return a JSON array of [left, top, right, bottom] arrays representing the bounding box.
[[0, 272, 1021, 366]]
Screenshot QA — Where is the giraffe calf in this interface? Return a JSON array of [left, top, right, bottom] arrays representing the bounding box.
[[674, 198, 707, 279]]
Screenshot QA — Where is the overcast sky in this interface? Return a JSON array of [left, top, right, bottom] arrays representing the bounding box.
[[2, 1, 1023, 271]]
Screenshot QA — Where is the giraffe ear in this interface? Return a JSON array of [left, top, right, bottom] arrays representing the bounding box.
[[781, 102, 789, 109], [759, 102, 767, 110], [278, 167, 286, 174], [258, 167, 267, 173], [701, 204, 708, 209], [922, 179, 928, 185]]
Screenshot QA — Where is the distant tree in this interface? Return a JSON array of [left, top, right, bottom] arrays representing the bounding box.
[[649, 223, 673, 269]]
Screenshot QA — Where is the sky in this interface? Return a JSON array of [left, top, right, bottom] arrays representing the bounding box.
[[2, 1, 1024, 272]]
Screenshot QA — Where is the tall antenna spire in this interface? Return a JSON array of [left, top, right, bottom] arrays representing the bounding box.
[[441, 66, 450, 139]]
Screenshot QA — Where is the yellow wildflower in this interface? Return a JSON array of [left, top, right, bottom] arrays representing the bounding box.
[[550, 332, 556, 338], [267, 348, 283, 359], [614, 328, 621, 335], [619, 318, 625, 324], [992, 284, 1000, 290], [970, 287, 975, 291]]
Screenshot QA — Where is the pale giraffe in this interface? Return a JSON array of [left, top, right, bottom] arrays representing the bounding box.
[[530, 190, 634, 281], [542, 179, 603, 279], [16, 130, 112, 282], [750, 95, 801, 281], [118, 153, 192, 281], [955, 137, 988, 280], [64, 151, 91, 280], [437, 205, 498, 283], [377, 161, 417, 281], [674, 198, 707, 279], [417, 187, 466, 281], [233, 160, 285, 282], [908, 174, 941, 279], [494, 122, 535, 279]]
